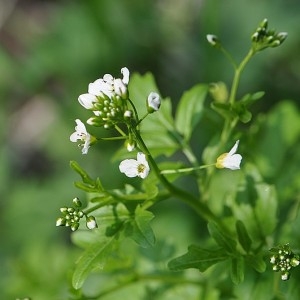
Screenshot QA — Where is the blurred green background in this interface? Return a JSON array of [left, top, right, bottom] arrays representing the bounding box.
[[0, 0, 299, 299]]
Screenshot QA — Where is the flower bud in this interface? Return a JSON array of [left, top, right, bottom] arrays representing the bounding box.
[[56, 217, 66, 227], [147, 92, 161, 113], [71, 222, 80, 232], [206, 34, 221, 48], [72, 197, 82, 208], [86, 216, 98, 230]]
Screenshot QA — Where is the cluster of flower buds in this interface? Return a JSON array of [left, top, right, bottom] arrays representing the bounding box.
[[251, 19, 287, 51], [56, 197, 98, 231], [78, 67, 130, 129], [270, 244, 300, 281]]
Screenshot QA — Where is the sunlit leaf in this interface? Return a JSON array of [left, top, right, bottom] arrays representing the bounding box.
[[175, 84, 208, 141]]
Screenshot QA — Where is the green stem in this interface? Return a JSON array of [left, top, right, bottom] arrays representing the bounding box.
[[131, 126, 221, 225], [229, 48, 255, 104], [161, 164, 216, 174], [88, 273, 203, 299]]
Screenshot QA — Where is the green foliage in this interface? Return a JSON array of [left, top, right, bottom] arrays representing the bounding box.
[[2, 2, 300, 299]]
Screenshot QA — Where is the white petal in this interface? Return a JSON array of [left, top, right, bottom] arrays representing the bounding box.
[[70, 132, 80, 142], [223, 154, 242, 170], [119, 159, 139, 177], [121, 67, 130, 85], [147, 92, 161, 111], [114, 78, 127, 98], [78, 93, 97, 109], [74, 119, 87, 134], [228, 140, 240, 156], [88, 79, 104, 95]]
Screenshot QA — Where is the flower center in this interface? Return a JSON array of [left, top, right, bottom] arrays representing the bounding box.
[[137, 164, 146, 174]]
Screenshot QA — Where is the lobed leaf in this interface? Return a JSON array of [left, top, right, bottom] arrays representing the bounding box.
[[208, 222, 237, 253], [168, 245, 228, 272]]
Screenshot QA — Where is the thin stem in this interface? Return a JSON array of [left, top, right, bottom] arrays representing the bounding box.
[[114, 125, 127, 137], [161, 164, 216, 175], [229, 48, 255, 104], [131, 126, 222, 225], [127, 98, 140, 122]]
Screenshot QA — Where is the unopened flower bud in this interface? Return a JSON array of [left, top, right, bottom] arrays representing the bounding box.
[[281, 272, 289, 281], [71, 223, 80, 232], [147, 92, 161, 113], [56, 217, 65, 227], [206, 34, 221, 48], [124, 110, 132, 118], [72, 197, 82, 208], [86, 216, 98, 230]]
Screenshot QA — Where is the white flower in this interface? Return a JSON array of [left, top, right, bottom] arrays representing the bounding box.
[[78, 93, 98, 109], [206, 34, 220, 47], [147, 92, 161, 112], [70, 119, 91, 154], [86, 216, 98, 230], [119, 152, 150, 179], [216, 140, 242, 170], [121, 67, 130, 85]]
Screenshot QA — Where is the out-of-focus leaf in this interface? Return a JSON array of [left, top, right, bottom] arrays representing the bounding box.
[[245, 254, 266, 273], [175, 84, 208, 141], [254, 183, 277, 236], [236, 220, 252, 253], [70, 160, 94, 185], [230, 256, 245, 284], [168, 245, 228, 272], [208, 222, 237, 253]]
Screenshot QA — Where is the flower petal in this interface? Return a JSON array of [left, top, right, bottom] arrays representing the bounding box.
[[228, 140, 240, 156], [119, 159, 139, 177], [121, 67, 130, 85], [223, 154, 242, 170], [78, 93, 97, 109]]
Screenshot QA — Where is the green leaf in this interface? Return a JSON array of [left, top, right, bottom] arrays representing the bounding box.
[[168, 245, 228, 272], [129, 73, 179, 157], [236, 220, 252, 253], [254, 183, 277, 236], [72, 235, 118, 289], [245, 254, 266, 273], [126, 205, 156, 248], [230, 256, 245, 284], [175, 84, 208, 141], [70, 160, 94, 185], [207, 222, 237, 253]]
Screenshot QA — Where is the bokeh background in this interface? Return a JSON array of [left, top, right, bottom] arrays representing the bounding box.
[[0, 0, 299, 298]]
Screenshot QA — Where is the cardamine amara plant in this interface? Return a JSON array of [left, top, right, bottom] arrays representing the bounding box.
[[55, 19, 300, 300]]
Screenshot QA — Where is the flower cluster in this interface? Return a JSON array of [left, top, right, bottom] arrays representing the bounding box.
[[216, 140, 242, 170], [269, 244, 300, 281], [251, 18, 287, 51], [79, 67, 130, 128], [56, 197, 98, 231]]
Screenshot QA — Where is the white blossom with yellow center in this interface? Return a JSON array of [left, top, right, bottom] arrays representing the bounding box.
[[119, 152, 150, 179], [216, 140, 242, 170]]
